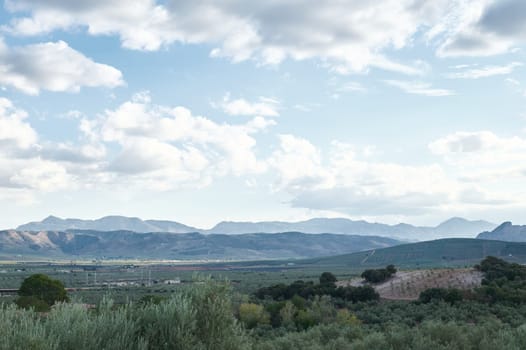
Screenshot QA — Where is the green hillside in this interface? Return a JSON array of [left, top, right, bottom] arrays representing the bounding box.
[[302, 238, 526, 269]]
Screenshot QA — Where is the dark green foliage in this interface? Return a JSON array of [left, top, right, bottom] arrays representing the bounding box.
[[361, 265, 396, 283], [319, 272, 337, 285], [17, 274, 68, 307], [254, 273, 378, 304], [333, 285, 379, 303], [419, 288, 464, 304], [386, 264, 397, 274], [137, 294, 165, 306], [15, 296, 50, 312], [474, 256, 526, 304], [477, 256, 526, 282]]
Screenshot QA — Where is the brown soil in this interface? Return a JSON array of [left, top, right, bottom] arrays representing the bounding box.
[[337, 268, 483, 300]]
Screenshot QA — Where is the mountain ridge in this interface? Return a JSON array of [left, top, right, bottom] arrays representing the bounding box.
[[15, 215, 497, 240], [477, 222, 526, 242], [0, 229, 401, 260], [208, 217, 496, 240]]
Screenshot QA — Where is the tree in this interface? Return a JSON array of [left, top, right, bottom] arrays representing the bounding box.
[[386, 265, 397, 274], [361, 265, 397, 284], [17, 273, 69, 307], [319, 272, 337, 286], [238, 303, 270, 329]]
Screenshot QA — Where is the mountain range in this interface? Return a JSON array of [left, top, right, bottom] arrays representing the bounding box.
[[477, 222, 526, 242], [0, 230, 401, 260], [16, 215, 497, 240], [17, 215, 197, 234]]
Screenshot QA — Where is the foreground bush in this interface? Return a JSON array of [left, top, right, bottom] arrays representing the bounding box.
[[0, 278, 249, 350], [17, 274, 69, 309]]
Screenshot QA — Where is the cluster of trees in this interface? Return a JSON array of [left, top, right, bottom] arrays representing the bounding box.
[[237, 296, 360, 331], [254, 272, 378, 303], [416, 256, 526, 305], [247, 272, 377, 330], [361, 265, 397, 283], [475, 256, 526, 304], [418, 288, 464, 304]]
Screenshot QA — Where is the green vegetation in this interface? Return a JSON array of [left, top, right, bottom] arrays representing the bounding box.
[[361, 265, 396, 283], [418, 288, 464, 304], [3, 256, 526, 349], [304, 238, 526, 268], [253, 276, 378, 303], [1, 277, 248, 350], [16, 274, 68, 311]]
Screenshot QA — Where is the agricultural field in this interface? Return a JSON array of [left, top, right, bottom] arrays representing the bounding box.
[[0, 260, 357, 304], [338, 268, 482, 300]]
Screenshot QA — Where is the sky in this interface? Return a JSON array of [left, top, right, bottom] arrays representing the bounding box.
[[0, 0, 526, 230]]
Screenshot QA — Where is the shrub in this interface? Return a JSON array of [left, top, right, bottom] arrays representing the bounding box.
[[361, 266, 397, 284], [17, 274, 68, 307], [239, 303, 270, 329]]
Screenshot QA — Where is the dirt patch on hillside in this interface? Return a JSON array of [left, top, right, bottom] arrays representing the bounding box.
[[337, 268, 483, 301]]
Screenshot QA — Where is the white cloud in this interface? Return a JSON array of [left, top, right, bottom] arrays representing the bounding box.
[[337, 82, 367, 93], [218, 94, 280, 117], [0, 94, 277, 198], [268, 136, 464, 216], [429, 131, 526, 183], [429, 131, 526, 156], [8, 159, 72, 191], [97, 92, 273, 189], [5, 0, 525, 72], [268, 134, 329, 192], [0, 97, 37, 150], [0, 98, 74, 193], [435, 0, 526, 57], [3, 0, 450, 74], [447, 62, 522, 79], [384, 80, 454, 96], [266, 133, 526, 217], [0, 39, 123, 95]]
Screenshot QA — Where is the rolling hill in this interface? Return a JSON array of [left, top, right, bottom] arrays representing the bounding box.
[[0, 230, 401, 260], [302, 238, 526, 268]]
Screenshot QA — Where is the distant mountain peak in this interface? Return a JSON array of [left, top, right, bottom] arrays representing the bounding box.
[[439, 217, 468, 224], [42, 215, 63, 223], [477, 222, 526, 242], [495, 221, 513, 230], [17, 215, 199, 234]]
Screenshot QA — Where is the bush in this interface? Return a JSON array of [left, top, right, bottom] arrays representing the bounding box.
[[15, 296, 51, 312], [3, 277, 250, 350], [17, 274, 68, 307], [419, 288, 464, 304], [239, 303, 270, 329], [319, 272, 337, 286], [361, 266, 397, 284]]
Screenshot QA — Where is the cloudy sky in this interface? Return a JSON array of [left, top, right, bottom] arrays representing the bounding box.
[[0, 0, 525, 229]]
